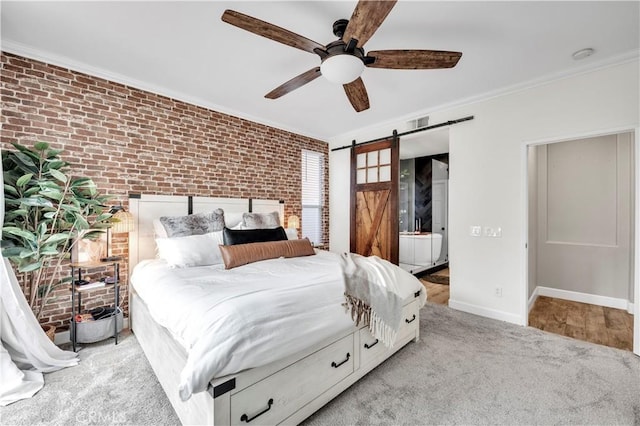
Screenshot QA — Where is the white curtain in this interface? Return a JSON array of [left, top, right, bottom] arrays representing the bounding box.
[[0, 157, 78, 406]]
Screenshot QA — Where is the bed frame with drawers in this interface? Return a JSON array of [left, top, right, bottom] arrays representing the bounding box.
[[128, 194, 421, 425]]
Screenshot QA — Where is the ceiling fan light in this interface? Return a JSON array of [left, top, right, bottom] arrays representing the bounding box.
[[321, 54, 365, 85]]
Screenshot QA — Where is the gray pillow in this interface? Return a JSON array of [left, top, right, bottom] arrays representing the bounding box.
[[242, 211, 280, 229], [159, 209, 225, 238]]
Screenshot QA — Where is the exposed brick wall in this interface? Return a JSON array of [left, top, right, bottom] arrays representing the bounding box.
[[1, 52, 329, 330]]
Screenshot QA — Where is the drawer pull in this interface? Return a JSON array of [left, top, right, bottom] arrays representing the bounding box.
[[405, 314, 416, 324], [364, 339, 379, 349], [240, 398, 274, 423], [331, 353, 351, 368]]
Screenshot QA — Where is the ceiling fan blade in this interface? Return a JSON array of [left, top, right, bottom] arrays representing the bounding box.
[[222, 10, 325, 55], [343, 77, 370, 112], [367, 50, 462, 69], [265, 67, 322, 99], [342, 0, 397, 48]]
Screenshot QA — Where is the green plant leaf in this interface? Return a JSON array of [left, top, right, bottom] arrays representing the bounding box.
[[12, 143, 41, 162], [82, 230, 106, 240], [39, 188, 64, 201], [12, 152, 37, 170], [38, 222, 48, 238], [44, 233, 71, 245], [19, 197, 53, 208], [45, 159, 66, 169], [4, 209, 28, 221], [16, 173, 33, 187], [19, 249, 36, 258], [61, 204, 81, 213], [1, 246, 25, 257], [38, 180, 61, 189], [18, 261, 43, 273], [4, 184, 19, 196], [33, 141, 50, 151], [43, 211, 57, 219], [23, 186, 42, 197], [74, 214, 90, 230], [2, 227, 37, 242], [46, 149, 63, 159], [48, 168, 68, 183], [4, 201, 23, 211], [39, 246, 59, 256]]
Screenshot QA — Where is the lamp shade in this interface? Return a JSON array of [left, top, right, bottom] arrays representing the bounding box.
[[287, 215, 300, 229], [320, 54, 365, 84], [111, 210, 134, 233]]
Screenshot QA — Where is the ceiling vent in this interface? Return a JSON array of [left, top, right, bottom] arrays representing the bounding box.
[[407, 116, 429, 130]]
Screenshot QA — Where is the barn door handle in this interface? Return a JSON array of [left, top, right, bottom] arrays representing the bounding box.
[[405, 314, 416, 324], [331, 353, 351, 368], [364, 339, 379, 349], [240, 398, 273, 423]]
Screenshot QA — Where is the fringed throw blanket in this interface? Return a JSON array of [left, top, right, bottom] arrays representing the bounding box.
[[341, 253, 403, 347]]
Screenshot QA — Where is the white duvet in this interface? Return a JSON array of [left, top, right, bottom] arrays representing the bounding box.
[[131, 250, 425, 401]]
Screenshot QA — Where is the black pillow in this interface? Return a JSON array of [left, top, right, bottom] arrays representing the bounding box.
[[222, 226, 288, 246]]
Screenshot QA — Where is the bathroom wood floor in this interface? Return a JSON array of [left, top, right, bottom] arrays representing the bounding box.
[[420, 268, 450, 305], [529, 296, 633, 352]]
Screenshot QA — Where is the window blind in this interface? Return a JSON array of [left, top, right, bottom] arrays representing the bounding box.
[[301, 150, 324, 246]]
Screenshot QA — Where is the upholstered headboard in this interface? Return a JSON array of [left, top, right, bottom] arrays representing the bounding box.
[[127, 194, 284, 271]]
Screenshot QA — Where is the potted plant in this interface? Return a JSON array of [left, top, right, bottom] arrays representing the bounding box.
[[2, 142, 113, 337]]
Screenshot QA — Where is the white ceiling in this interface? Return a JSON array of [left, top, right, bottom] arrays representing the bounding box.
[[2, 1, 638, 141]]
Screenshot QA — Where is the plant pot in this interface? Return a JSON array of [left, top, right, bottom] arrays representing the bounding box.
[[43, 325, 56, 342]]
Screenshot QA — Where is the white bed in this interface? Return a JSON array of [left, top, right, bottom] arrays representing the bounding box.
[[128, 194, 426, 425]]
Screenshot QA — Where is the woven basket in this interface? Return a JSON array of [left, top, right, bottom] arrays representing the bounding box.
[[43, 325, 56, 342]]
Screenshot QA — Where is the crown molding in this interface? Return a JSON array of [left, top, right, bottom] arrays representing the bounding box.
[[331, 49, 640, 143], [3, 39, 637, 144]]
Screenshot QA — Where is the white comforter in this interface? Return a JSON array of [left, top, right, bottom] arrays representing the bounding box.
[[131, 250, 425, 401]]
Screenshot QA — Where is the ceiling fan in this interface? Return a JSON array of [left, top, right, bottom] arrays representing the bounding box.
[[221, 0, 462, 113]]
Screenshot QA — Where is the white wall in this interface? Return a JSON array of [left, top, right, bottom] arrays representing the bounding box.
[[329, 59, 639, 324]]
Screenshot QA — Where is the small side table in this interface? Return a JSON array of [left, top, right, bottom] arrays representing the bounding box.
[[70, 260, 120, 352]]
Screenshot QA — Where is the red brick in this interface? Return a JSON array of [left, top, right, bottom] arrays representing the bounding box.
[[1, 52, 329, 330]]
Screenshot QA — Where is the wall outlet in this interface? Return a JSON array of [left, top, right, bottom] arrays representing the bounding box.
[[495, 287, 503, 297], [470, 225, 482, 237]]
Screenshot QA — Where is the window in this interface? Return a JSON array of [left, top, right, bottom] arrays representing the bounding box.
[[301, 150, 324, 246], [356, 148, 391, 184]]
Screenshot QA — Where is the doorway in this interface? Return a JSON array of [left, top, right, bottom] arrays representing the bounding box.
[[398, 129, 450, 275], [525, 130, 638, 355]]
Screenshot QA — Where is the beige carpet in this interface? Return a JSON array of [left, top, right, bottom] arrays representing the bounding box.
[[2, 304, 639, 425]]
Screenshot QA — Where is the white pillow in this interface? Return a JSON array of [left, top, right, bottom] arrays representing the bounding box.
[[153, 219, 168, 238], [155, 231, 223, 268]]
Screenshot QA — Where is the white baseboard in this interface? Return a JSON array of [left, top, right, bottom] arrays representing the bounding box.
[[54, 318, 130, 346], [448, 299, 524, 325], [534, 286, 634, 315]]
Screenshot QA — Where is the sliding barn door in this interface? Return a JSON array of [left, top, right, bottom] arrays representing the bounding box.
[[350, 137, 399, 264]]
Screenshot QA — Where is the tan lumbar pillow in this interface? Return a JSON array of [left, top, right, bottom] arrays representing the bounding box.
[[219, 238, 316, 269]]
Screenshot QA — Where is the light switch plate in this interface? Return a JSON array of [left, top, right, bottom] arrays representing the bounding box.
[[470, 226, 482, 237], [484, 227, 503, 237]]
